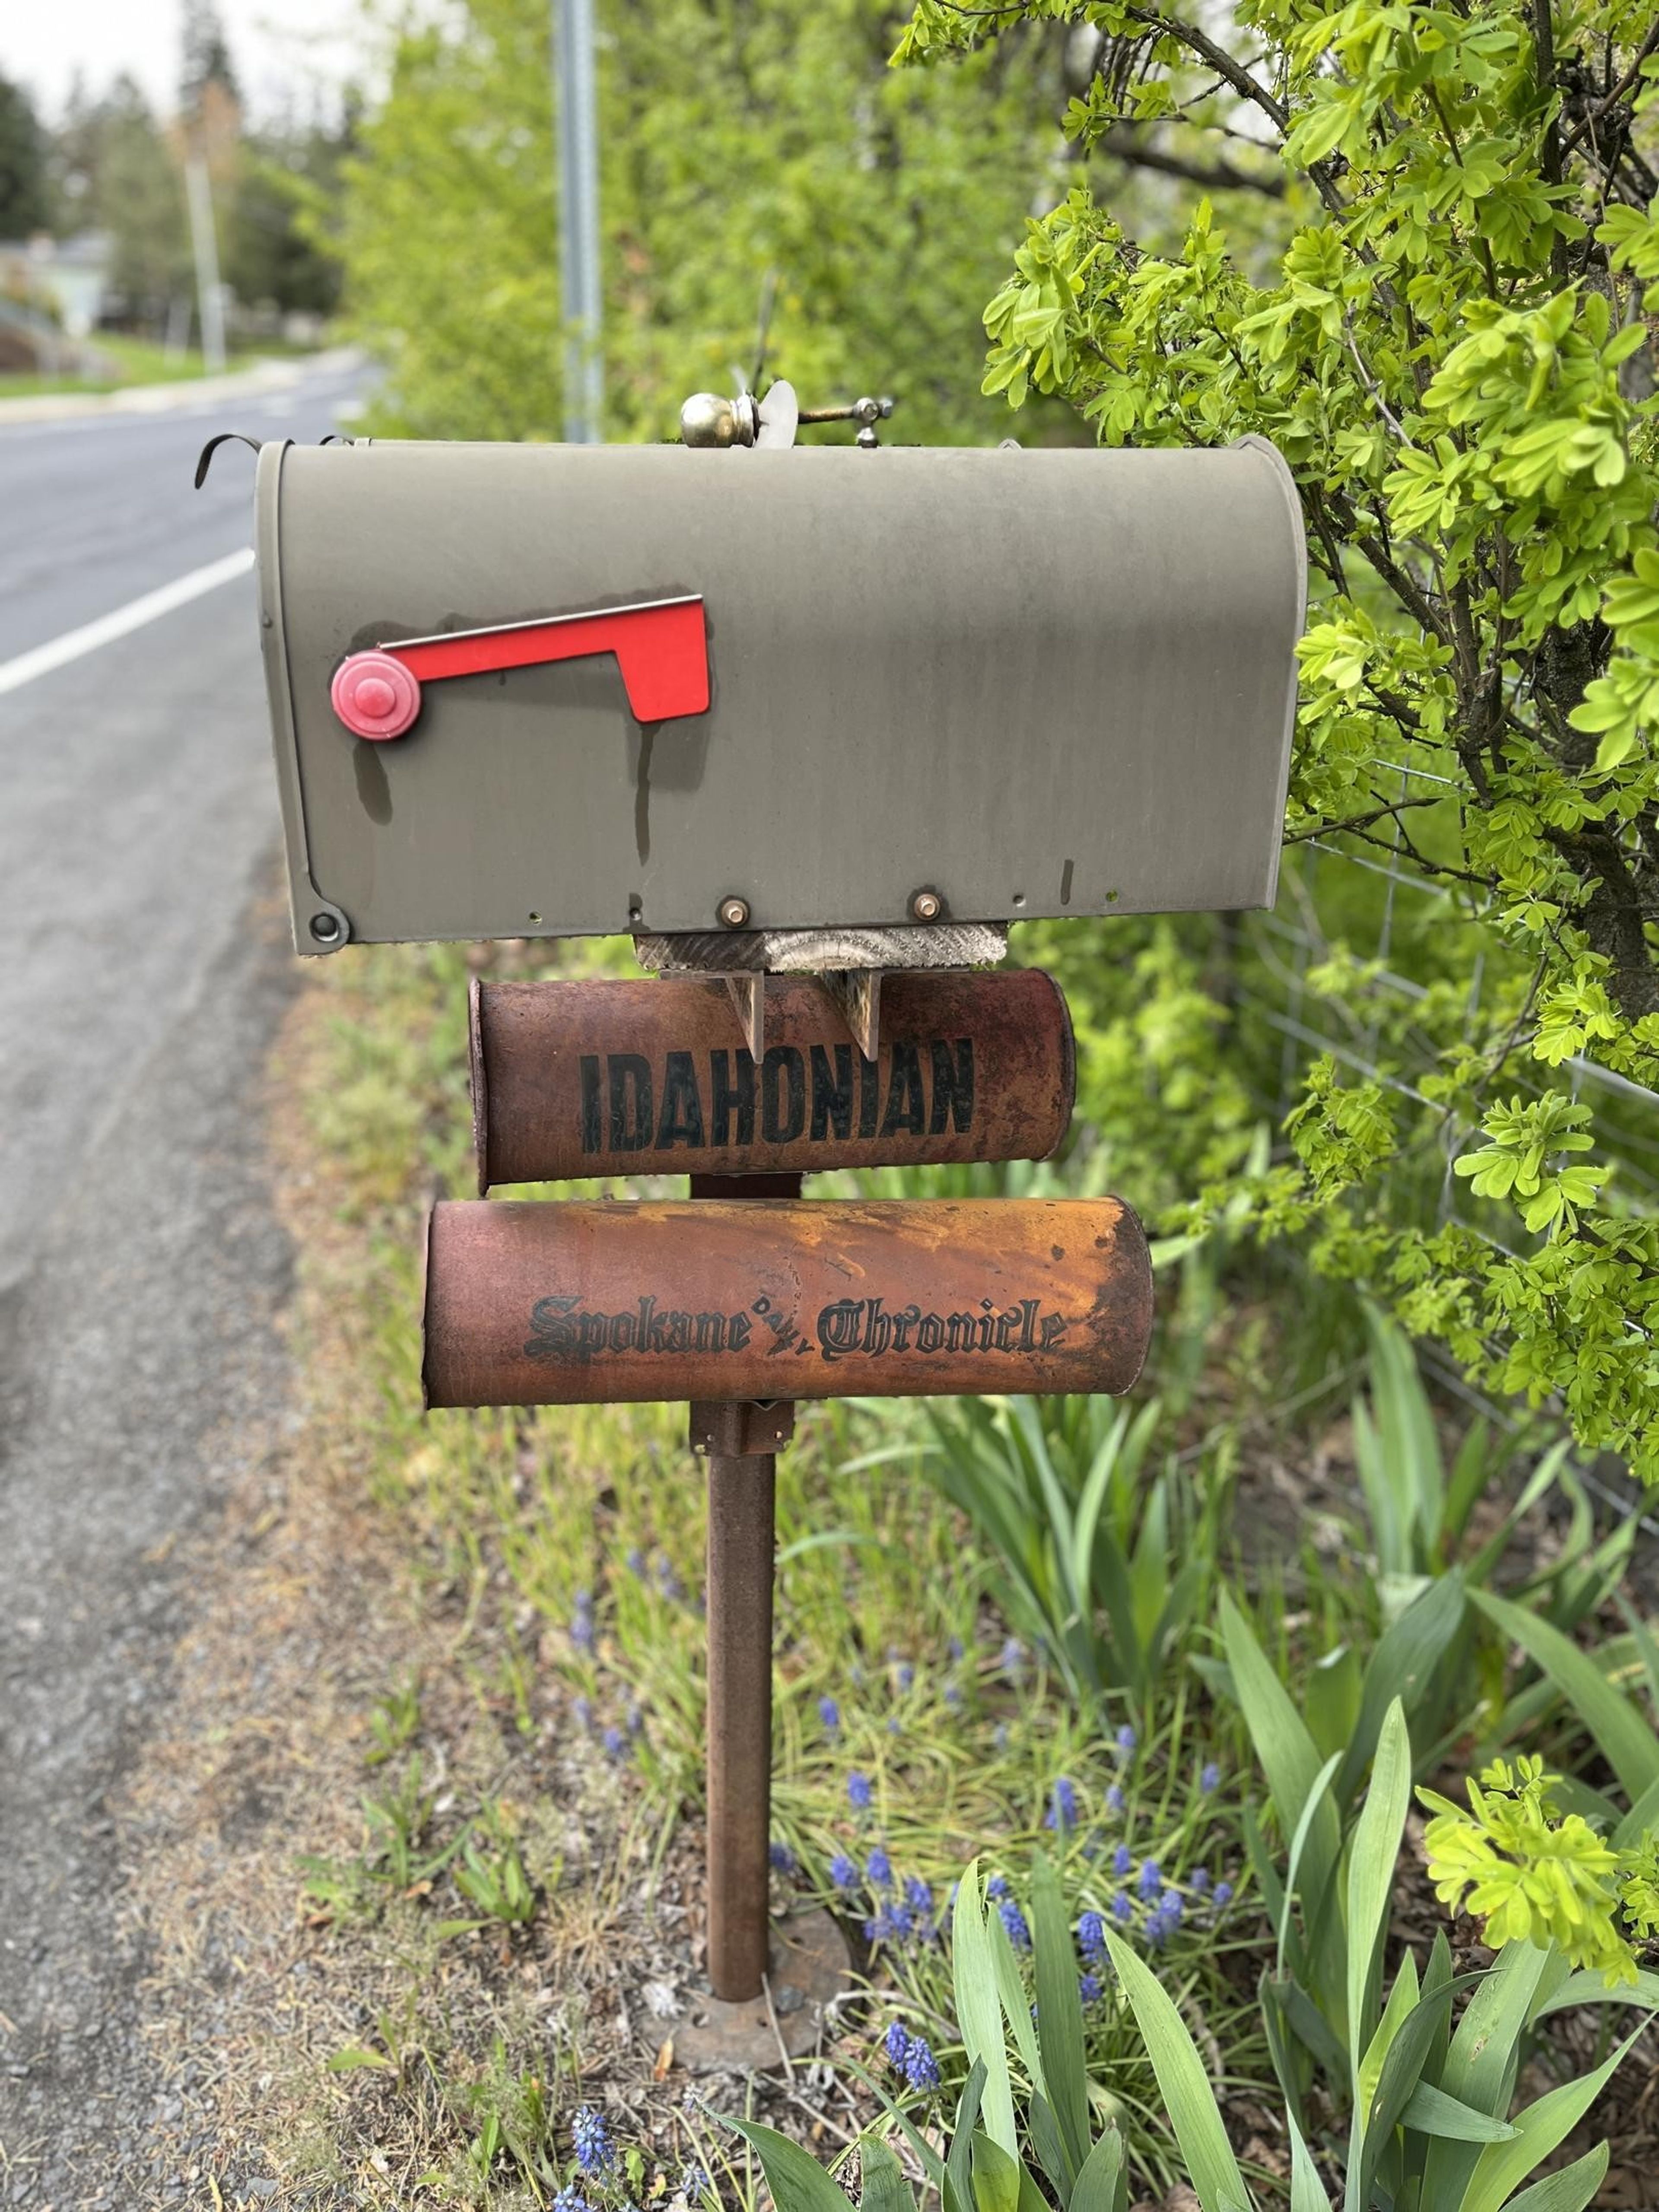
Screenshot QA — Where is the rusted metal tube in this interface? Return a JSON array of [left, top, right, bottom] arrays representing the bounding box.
[[469, 970, 1074, 1187], [422, 1197, 1152, 1408], [704, 1449, 775, 2001]]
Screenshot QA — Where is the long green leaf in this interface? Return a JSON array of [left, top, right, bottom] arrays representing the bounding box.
[[947, 2058, 988, 2212], [1279, 1752, 1342, 1978], [1347, 1701, 1413, 2090], [971, 2133, 1022, 2212], [1102, 1932, 1251, 2212], [1470, 1589, 1659, 1802], [1502, 2142, 1611, 2212], [990, 1906, 1042, 2088], [1032, 1849, 1090, 2182], [1398, 2082, 1519, 2142], [1069, 2125, 1127, 2212], [1419, 1942, 1550, 2209], [1536, 1966, 1659, 2016], [953, 1863, 1017, 2159], [1461, 2036, 1639, 2212], [1286, 2109, 1333, 2212], [1338, 1575, 1465, 1805], [721, 2119, 857, 2212], [859, 2139, 918, 2212]]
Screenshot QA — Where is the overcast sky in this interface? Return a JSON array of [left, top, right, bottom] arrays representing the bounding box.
[[1, 0, 367, 122]]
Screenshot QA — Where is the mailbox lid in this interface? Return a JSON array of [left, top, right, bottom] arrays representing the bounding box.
[[260, 437, 1305, 950]]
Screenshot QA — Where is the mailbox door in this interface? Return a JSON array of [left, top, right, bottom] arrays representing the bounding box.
[[258, 436, 1304, 951]]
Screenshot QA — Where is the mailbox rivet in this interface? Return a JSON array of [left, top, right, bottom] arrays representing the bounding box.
[[310, 912, 341, 944], [717, 896, 751, 930], [909, 888, 943, 922]]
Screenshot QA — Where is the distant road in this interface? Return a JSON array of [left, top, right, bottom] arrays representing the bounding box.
[[0, 355, 362, 1284], [0, 353, 363, 2197]]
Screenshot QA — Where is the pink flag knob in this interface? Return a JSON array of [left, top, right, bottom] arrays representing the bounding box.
[[331, 650, 422, 740]]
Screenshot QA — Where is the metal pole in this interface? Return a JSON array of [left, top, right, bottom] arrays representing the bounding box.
[[183, 155, 226, 375], [553, 0, 603, 442], [689, 1169, 800, 2005], [704, 1446, 776, 2001]]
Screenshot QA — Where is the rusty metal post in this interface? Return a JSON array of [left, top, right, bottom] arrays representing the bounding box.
[[692, 1171, 800, 2005]]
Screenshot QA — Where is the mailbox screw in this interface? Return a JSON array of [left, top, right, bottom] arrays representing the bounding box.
[[718, 895, 751, 929], [309, 912, 341, 944], [909, 888, 943, 923]]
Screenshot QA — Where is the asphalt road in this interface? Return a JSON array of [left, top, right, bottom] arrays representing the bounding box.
[[0, 357, 363, 2202]]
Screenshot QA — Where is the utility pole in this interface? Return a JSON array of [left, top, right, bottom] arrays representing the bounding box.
[[553, 0, 603, 443], [183, 155, 227, 375]]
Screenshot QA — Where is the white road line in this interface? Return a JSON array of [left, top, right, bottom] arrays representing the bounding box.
[[0, 547, 256, 698]]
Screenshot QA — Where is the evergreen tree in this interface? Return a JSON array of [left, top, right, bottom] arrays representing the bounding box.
[[0, 73, 48, 237]]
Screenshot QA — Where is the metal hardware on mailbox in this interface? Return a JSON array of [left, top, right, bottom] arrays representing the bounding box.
[[678, 379, 894, 451], [330, 595, 710, 741]]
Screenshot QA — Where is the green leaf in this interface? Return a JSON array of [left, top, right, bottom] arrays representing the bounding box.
[[859, 2138, 917, 2212], [1536, 1967, 1659, 2017], [953, 1864, 1018, 2159], [971, 2132, 1023, 2212], [1102, 1932, 1251, 2212], [1032, 1848, 1090, 2181], [1502, 2142, 1611, 2212], [1069, 2125, 1128, 2212], [1420, 1942, 1552, 2208], [721, 2119, 858, 2212], [1346, 1701, 1412, 2089], [1462, 2035, 1640, 2212], [1398, 2082, 1520, 2141], [326, 2044, 395, 2072], [1286, 2109, 1333, 2212], [1470, 1590, 1659, 1803]]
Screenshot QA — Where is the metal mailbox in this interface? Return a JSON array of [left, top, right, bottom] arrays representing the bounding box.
[[422, 1196, 1152, 1408], [253, 436, 1305, 954], [470, 969, 1074, 1186]]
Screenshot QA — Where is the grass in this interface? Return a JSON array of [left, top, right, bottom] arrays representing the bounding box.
[[0, 330, 326, 398]]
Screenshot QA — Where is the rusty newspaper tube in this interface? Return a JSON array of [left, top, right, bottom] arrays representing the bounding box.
[[469, 970, 1074, 1188], [423, 1197, 1152, 1408]]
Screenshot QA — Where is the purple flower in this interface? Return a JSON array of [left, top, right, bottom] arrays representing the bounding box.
[[1000, 1637, 1025, 1678], [572, 2105, 613, 2175], [1111, 1891, 1135, 1924], [625, 1547, 646, 1576], [887, 1716, 903, 1736], [867, 1847, 893, 1888], [572, 1600, 597, 1653], [1214, 1880, 1234, 1909], [830, 1852, 858, 1891], [1115, 1724, 1137, 1755], [999, 1899, 1031, 1951], [1190, 1866, 1211, 1896], [678, 2165, 709, 2200], [897, 1662, 915, 1693], [1079, 1971, 1103, 2005], [887, 1901, 915, 1937], [1144, 1910, 1173, 1949], [554, 2192, 593, 2212], [1046, 1777, 1080, 1834], [818, 1695, 841, 1735], [944, 1684, 963, 1710], [1106, 1783, 1125, 1815], [656, 1558, 685, 1601], [903, 2036, 941, 2091], [1136, 1858, 1162, 1902], [1160, 1888, 1184, 1926], [572, 1696, 594, 1732], [1078, 1910, 1106, 1959], [986, 1873, 1008, 1901], [992, 1723, 1011, 1752], [883, 2020, 910, 2066], [848, 1771, 873, 1812], [947, 1636, 965, 1663], [601, 1726, 627, 1760], [1112, 1843, 1133, 1878], [1201, 1761, 1222, 1793], [905, 1876, 933, 1914], [626, 1702, 644, 1736], [769, 1842, 798, 1875]]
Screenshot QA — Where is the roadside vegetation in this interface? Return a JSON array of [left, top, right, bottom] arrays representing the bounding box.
[[119, 0, 1659, 2201]]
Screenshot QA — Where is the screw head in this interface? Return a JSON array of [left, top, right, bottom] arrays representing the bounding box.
[[718, 895, 751, 929], [909, 888, 943, 922], [309, 912, 342, 944]]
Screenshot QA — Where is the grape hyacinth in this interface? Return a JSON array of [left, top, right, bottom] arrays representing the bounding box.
[[903, 2036, 941, 2091], [678, 2166, 710, 2201], [769, 1841, 798, 1875], [1190, 1866, 1211, 1896], [1079, 1971, 1103, 2005], [1115, 1723, 1137, 1755], [999, 1898, 1032, 1951], [1111, 1890, 1135, 1925], [847, 1770, 873, 1813], [866, 1846, 893, 1888], [1106, 1783, 1125, 1816], [553, 2190, 593, 2212], [905, 1875, 933, 1915], [1045, 1777, 1080, 1834], [1214, 1879, 1234, 1909], [884, 2020, 910, 2066], [572, 2105, 613, 2175], [830, 1852, 858, 1891], [1077, 1909, 1106, 1960], [818, 1694, 841, 1736], [1136, 1858, 1162, 1902], [601, 1726, 627, 1761], [999, 1636, 1025, 1678], [1112, 1842, 1133, 1878]]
